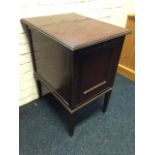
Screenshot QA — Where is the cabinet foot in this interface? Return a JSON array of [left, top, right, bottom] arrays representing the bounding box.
[[102, 90, 112, 113], [68, 113, 75, 137], [36, 80, 42, 99]]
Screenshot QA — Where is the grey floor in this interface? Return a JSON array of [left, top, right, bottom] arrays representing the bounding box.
[[19, 74, 135, 155]]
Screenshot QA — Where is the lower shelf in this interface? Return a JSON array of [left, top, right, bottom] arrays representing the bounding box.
[[35, 72, 113, 114]]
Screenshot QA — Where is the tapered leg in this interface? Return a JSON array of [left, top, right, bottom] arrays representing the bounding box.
[[36, 80, 42, 98], [102, 90, 112, 113], [68, 113, 75, 137]]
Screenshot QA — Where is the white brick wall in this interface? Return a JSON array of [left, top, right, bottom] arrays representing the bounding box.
[[19, 0, 133, 106]]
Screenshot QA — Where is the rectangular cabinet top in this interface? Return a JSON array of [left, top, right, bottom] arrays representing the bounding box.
[[21, 13, 130, 51]]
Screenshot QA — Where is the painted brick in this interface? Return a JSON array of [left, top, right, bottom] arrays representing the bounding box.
[[20, 62, 33, 74], [19, 44, 31, 55], [19, 93, 38, 106], [19, 72, 34, 82], [19, 85, 37, 100], [19, 33, 29, 45], [19, 78, 36, 91], [20, 53, 32, 65]]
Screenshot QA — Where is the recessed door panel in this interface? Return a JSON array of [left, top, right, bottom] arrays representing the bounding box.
[[78, 44, 113, 101]]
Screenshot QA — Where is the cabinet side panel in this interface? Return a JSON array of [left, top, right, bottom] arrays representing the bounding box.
[[31, 30, 72, 103]]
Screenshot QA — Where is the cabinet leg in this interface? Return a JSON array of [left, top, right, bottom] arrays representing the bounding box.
[[102, 90, 112, 113], [68, 113, 75, 137], [36, 80, 42, 98]]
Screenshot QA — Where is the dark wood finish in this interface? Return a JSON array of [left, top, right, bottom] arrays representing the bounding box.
[[31, 30, 72, 103], [36, 80, 42, 98], [21, 13, 130, 136], [68, 113, 76, 137], [21, 13, 130, 50], [75, 37, 124, 103], [102, 90, 112, 113]]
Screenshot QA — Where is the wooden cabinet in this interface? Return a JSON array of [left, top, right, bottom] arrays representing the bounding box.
[[117, 14, 135, 80], [21, 13, 130, 136]]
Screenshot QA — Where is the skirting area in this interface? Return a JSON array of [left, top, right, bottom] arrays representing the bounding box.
[[19, 74, 135, 155]]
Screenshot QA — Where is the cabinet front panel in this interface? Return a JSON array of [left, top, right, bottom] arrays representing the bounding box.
[[78, 47, 112, 101], [77, 37, 124, 102]]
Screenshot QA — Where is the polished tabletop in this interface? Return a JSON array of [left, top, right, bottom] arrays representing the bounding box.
[[21, 13, 130, 51]]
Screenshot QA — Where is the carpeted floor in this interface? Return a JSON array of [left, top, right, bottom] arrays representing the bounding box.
[[19, 74, 135, 155]]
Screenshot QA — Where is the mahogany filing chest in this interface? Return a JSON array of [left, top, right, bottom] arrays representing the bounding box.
[[21, 13, 130, 136]]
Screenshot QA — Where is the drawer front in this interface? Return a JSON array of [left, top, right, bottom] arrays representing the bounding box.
[[77, 37, 124, 102]]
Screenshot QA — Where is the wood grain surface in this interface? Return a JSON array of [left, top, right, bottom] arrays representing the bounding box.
[[117, 14, 135, 80], [21, 13, 130, 51]]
